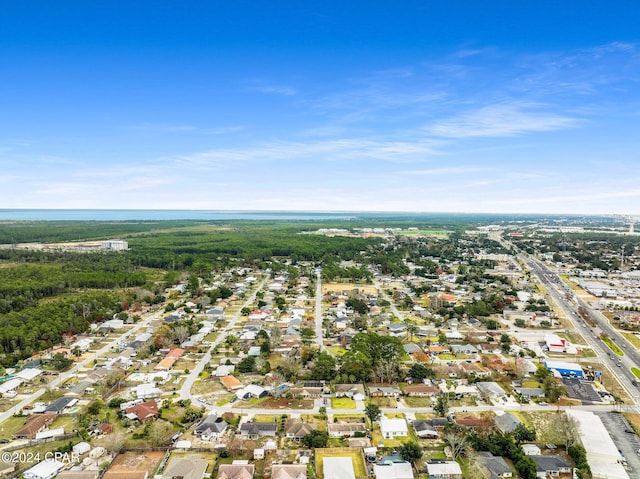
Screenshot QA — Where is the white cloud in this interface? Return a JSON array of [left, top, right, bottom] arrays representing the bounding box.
[[426, 102, 579, 138], [248, 85, 297, 96], [175, 137, 443, 167]]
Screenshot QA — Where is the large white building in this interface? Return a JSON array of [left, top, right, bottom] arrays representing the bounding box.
[[567, 410, 629, 479], [23, 460, 66, 479], [101, 240, 128, 251]]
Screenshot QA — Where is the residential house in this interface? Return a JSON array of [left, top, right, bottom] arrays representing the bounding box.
[[271, 465, 307, 479], [379, 417, 408, 439], [124, 400, 159, 422], [162, 456, 208, 479], [323, 457, 355, 479], [438, 380, 478, 398], [450, 344, 478, 355], [476, 382, 507, 403], [458, 362, 491, 378], [477, 452, 513, 479], [135, 383, 161, 399], [239, 422, 277, 439], [334, 384, 366, 400], [388, 323, 407, 337], [412, 420, 439, 439], [327, 423, 367, 438], [368, 386, 400, 398], [514, 388, 545, 400], [23, 460, 66, 479], [454, 416, 493, 431], [530, 456, 572, 479], [478, 343, 502, 354], [45, 397, 75, 414], [288, 387, 323, 399], [216, 464, 254, 479], [13, 413, 57, 439], [403, 384, 439, 397], [494, 413, 522, 434], [285, 419, 317, 441], [220, 375, 244, 392], [236, 384, 267, 399], [425, 461, 462, 479], [195, 414, 228, 440], [373, 462, 414, 479]]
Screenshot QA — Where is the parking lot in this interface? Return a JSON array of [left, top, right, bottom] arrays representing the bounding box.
[[597, 412, 640, 474], [561, 378, 602, 404]]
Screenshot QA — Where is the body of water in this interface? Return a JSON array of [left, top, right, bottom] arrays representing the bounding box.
[[0, 209, 359, 221]]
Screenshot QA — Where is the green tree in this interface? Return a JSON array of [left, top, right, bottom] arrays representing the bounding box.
[[365, 403, 381, 427], [51, 353, 73, 371], [237, 356, 256, 373], [434, 394, 449, 417], [398, 441, 422, 465], [301, 429, 328, 448], [408, 363, 435, 381], [310, 352, 336, 380], [512, 423, 536, 444]]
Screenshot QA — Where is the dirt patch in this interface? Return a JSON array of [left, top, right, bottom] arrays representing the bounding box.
[[258, 397, 314, 409], [322, 282, 377, 295], [110, 451, 165, 474]]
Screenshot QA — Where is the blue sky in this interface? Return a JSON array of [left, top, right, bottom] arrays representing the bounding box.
[[1, 1, 640, 214]]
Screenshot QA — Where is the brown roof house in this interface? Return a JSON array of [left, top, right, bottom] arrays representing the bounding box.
[[124, 400, 159, 422], [271, 465, 307, 479], [285, 419, 317, 441], [13, 412, 57, 439], [217, 464, 254, 479]]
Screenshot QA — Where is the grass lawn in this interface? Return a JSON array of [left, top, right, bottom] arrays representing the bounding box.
[[631, 367, 640, 379], [403, 397, 433, 408], [254, 414, 281, 422], [578, 348, 597, 358], [0, 415, 29, 438], [622, 332, 640, 349], [369, 397, 397, 408], [332, 414, 365, 423], [315, 448, 367, 478], [371, 430, 414, 448], [331, 397, 356, 409], [326, 346, 346, 356], [557, 332, 586, 345], [601, 336, 624, 356]]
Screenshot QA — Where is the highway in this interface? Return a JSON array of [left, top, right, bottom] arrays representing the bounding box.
[[520, 253, 640, 404]]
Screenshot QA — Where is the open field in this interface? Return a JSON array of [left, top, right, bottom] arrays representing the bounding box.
[[321, 282, 377, 295]]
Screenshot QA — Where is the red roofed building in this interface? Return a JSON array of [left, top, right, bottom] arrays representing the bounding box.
[[166, 348, 184, 359], [124, 400, 159, 422]]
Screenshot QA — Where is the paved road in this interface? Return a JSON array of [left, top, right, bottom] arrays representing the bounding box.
[[212, 402, 629, 418], [598, 411, 640, 474], [521, 254, 640, 405], [374, 280, 404, 320], [179, 276, 269, 400], [315, 269, 324, 351], [0, 309, 164, 425]]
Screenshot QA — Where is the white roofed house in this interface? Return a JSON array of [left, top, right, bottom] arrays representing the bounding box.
[[379, 416, 408, 439], [136, 382, 161, 399], [323, 457, 355, 479], [23, 460, 66, 479], [425, 461, 462, 479]]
